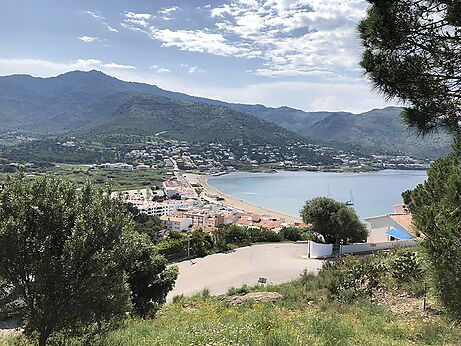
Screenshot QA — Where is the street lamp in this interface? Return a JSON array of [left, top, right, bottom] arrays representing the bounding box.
[[187, 234, 191, 260]]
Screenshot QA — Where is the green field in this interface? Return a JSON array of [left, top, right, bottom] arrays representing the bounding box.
[[0, 164, 171, 191], [3, 278, 460, 346]]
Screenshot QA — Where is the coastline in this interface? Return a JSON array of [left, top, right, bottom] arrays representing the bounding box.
[[183, 173, 302, 224]]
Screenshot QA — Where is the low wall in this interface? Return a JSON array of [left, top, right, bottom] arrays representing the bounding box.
[[307, 240, 333, 258], [339, 239, 418, 255]]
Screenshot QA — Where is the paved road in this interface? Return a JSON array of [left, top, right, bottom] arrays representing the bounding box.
[[167, 243, 323, 301]]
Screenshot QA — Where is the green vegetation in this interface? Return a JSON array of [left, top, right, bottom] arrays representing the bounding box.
[[359, 0, 461, 321], [0, 164, 168, 191], [78, 95, 304, 146], [403, 139, 461, 320], [213, 225, 314, 252], [0, 175, 177, 345], [300, 197, 368, 244], [359, 0, 461, 134], [4, 249, 460, 346], [0, 71, 450, 160]]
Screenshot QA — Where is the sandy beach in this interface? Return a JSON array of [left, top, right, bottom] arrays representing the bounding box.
[[182, 173, 302, 223]]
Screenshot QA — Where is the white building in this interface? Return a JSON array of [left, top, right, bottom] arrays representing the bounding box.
[[160, 216, 193, 232], [365, 205, 415, 243], [136, 200, 193, 217]]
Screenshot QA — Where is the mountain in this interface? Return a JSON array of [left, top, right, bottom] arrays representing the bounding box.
[[300, 107, 452, 159], [0, 70, 172, 132], [77, 95, 302, 145], [0, 70, 452, 158]]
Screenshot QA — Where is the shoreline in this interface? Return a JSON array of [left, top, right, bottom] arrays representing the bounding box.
[[185, 173, 303, 224]]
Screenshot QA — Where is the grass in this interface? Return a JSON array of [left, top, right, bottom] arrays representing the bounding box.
[[2, 247, 460, 345], [0, 164, 170, 191], [3, 282, 460, 346], [63, 298, 461, 345]]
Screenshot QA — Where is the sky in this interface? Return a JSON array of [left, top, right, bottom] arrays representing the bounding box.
[[0, 0, 395, 113]]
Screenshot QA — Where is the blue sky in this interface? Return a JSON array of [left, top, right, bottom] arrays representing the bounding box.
[[0, 0, 394, 112]]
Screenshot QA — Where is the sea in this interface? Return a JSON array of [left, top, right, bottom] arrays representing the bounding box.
[[208, 170, 428, 220]]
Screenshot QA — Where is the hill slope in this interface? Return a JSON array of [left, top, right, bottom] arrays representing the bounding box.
[[300, 107, 452, 159], [0, 70, 452, 158], [78, 95, 304, 145]]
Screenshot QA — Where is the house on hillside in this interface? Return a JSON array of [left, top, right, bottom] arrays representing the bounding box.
[[365, 204, 416, 243]]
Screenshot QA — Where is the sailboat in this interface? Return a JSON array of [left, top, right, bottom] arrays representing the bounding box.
[[345, 189, 354, 206]]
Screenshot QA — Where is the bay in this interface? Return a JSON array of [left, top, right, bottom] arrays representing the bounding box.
[[208, 170, 427, 220]]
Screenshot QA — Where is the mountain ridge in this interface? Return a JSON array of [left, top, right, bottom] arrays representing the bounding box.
[[0, 70, 452, 158]]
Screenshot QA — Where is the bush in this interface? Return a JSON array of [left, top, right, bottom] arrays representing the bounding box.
[[227, 284, 252, 296], [323, 255, 386, 302], [279, 227, 303, 241], [213, 225, 251, 251], [391, 251, 422, 284], [156, 238, 188, 259], [248, 228, 282, 243], [190, 229, 214, 257]]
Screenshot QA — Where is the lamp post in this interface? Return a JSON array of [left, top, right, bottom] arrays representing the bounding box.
[[187, 236, 191, 260]]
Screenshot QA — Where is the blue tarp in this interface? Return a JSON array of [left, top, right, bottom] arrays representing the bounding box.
[[385, 228, 413, 240]]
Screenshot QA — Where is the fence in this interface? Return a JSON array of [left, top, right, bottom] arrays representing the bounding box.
[[339, 239, 418, 255]]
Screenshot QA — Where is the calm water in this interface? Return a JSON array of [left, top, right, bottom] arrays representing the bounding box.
[[208, 170, 427, 220]]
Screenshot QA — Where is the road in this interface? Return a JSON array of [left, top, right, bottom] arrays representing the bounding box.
[[167, 243, 323, 301]]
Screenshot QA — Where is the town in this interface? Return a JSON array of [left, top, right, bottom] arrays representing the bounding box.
[[123, 138, 431, 172], [114, 171, 308, 234]]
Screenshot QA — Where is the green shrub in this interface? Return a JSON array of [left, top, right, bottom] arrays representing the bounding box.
[[279, 227, 303, 241], [248, 228, 282, 243], [227, 284, 252, 296], [325, 255, 386, 302], [213, 225, 251, 251]]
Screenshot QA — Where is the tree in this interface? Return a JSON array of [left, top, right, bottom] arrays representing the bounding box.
[[190, 229, 214, 257], [0, 175, 176, 344], [123, 231, 178, 317], [359, 0, 461, 320], [359, 0, 461, 134], [213, 225, 251, 251], [402, 139, 461, 320], [300, 197, 367, 244], [124, 203, 163, 243]]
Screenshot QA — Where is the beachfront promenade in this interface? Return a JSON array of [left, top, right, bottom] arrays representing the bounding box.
[[183, 173, 302, 224]]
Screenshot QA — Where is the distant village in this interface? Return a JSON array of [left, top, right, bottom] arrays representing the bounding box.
[[123, 139, 430, 173]]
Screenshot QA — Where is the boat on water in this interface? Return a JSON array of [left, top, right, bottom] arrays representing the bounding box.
[[345, 189, 354, 206]]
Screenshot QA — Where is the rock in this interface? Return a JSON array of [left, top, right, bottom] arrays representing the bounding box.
[[224, 292, 283, 306]]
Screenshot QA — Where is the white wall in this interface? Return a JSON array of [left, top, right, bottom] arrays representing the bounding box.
[[340, 240, 417, 255], [308, 241, 333, 258]]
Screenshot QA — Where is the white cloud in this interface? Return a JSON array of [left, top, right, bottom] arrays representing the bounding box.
[[78, 36, 98, 43], [123, 12, 153, 27], [206, 0, 368, 77], [125, 12, 152, 20], [181, 64, 204, 74], [159, 6, 180, 15], [150, 65, 172, 73], [85, 10, 119, 32], [121, 0, 367, 78], [102, 62, 136, 69], [85, 10, 104, 20], [148, 27, 255, 57]]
